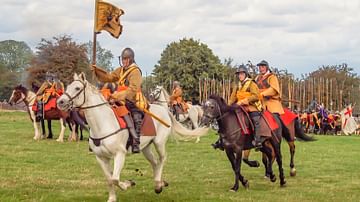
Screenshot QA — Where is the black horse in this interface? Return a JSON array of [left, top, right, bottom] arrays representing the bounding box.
[[200, 95, 286, 191]]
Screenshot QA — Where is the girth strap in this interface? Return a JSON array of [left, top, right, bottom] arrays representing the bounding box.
[[89, 127, 124, 147]]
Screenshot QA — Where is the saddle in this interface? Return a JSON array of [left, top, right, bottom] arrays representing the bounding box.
[[32, 97, 58, 112], [112, 104, 156, 136]]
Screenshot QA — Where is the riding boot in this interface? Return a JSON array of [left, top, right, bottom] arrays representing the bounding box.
[[123, 114, 140, 153], [211, 134, 224, 151], [174, 105, 182, 121], [132, 112, 143, 153], [249, 112, 263, 151]]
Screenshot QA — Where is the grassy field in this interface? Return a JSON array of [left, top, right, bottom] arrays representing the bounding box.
[[1, 111, 360, 202]]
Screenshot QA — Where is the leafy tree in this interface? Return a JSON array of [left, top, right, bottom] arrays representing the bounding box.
[[26, 35, 89, 86], [0, 40, 33, 72], [153, 38, 228, 100], [84, 41, 114, 71], [0, 63, 19, 100]]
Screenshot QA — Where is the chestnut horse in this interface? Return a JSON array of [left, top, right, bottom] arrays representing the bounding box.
[[8, 84, 77, 141]]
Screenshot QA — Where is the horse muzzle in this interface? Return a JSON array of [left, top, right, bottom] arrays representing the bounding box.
[[199, 115, 212, 127], [57, 97, 72, 111]]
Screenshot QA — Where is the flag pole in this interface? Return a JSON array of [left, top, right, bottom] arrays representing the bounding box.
[[92, 0, 99, 65]]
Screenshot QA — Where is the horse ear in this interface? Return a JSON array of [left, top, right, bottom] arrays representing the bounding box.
[[79, 72, 86, 81], [73, 73, 79, 80]]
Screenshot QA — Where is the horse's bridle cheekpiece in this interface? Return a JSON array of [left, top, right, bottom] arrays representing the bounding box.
[[63, 79, 107, 110]]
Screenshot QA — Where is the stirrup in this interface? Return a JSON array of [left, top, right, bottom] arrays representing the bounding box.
[[211, 141, 224, 151]]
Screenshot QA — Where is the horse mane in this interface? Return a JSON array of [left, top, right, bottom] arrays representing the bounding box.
[[209, 94, 243, 113], [14, 85, 29, 97], [160, 86, 170, 98]]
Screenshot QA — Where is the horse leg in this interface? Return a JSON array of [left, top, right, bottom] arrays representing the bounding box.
[[235, 151, 249, 189], [225, 148, 240, 191], [47, 120, 53, 139], [142, 143, 168, 194], [31, 111, 41, 140], [272, 140, 286, 186], [78, 124, 84, 141], [56, 118, 66, 142], [242, 149, 260, 167], [261, 141, 276, 182], [95, 156, 117, 202], [288, 141, 296, 177], [154, 141, 168, 193], [112, 151, 134, 191], [41, 118, 46, 139], [68, 120, 77, 142]]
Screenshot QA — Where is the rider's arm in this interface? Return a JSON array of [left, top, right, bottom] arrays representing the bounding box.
[[92, 65, 120, 82], [36, 82, 49, 96], [246, 82, 260, 103], [260, 76, 280, 97]]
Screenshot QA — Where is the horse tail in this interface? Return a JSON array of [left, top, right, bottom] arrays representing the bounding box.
[[168, 111, 209, 141], [280, 119, 292, 142], [294, 117, 316, 141]]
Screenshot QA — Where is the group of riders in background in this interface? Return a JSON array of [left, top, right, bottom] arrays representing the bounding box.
[[30, 47, 358, 154]]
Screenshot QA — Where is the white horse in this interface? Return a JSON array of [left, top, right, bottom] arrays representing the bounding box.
[[8, 85, 70, 141], [57, 73, 208, 202], [149, 85, 204, 142]]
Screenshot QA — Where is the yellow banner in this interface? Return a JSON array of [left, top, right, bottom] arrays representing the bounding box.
[[95, 0, 124, 38]]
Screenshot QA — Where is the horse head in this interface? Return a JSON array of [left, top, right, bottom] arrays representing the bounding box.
[[148, 85, 169, 105], [57, 72, 88, 111], [200, 95, 227, 127], [8, 84, 27, 106]]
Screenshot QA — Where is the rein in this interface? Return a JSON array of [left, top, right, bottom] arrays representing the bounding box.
[[63, 79, 108, 110]]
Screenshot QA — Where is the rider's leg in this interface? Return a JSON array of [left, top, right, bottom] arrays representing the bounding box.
[[249, 111, 263, 149]]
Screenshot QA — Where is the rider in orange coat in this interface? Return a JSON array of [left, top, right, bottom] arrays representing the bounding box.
[[91, 48, 143, 153], [35, 72, 64, 119], [169, 81, 188, 120]]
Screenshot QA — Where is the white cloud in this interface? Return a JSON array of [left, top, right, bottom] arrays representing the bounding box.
[[0, 0, 359, 77]]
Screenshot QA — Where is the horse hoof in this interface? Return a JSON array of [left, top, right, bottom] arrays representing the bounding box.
[[270, 175, 277, 183], [243, 181, 249, 189], [155, 187, 163, 194], [56, 139, 63, 142], [129, 180, 136, 186], [230, 185, 239, 192], [163, 180, 169, 187], [290, 169, 296, 177], [280, 181, 287, 187]]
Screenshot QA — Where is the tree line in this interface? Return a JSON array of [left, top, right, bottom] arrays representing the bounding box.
[[0, 36, 358, 113]]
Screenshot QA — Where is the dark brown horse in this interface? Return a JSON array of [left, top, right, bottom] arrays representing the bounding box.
[[8, 84, 83, 141], [243, 109, 315, 177], [200, 95, 286, 191]]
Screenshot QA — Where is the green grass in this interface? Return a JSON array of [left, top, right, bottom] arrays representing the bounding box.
[[1, 111, 360, 202]]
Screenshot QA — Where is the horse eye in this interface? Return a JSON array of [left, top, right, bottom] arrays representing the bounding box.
[[75, 87, 80, 91]]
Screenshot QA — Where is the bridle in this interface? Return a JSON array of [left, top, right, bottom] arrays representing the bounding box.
[[63, 79, 122, 146], [11, 90, 35, 106], [62, 79, 107, 110], [150, 87, 168, 104]]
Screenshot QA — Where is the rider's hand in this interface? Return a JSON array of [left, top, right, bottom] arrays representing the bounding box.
[[90, 64, 97, 71], [236, 100, 244, 105]]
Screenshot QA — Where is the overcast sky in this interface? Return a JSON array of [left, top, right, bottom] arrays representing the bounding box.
[[1, 0, 359, 77]]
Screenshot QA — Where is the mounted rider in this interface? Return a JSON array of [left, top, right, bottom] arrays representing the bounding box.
[[91, 47, 145, 153], [169, 81, 188, 120], [35, 72, 64, 119], [212, 65, 264, 150], [255, 60, 286, 135]]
